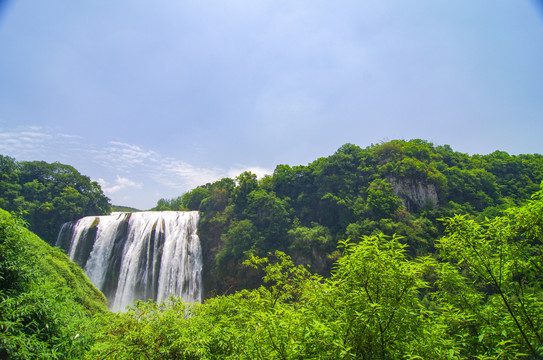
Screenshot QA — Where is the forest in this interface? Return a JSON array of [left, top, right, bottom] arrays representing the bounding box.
[[152, 140, 543, 295], [1, 139, 543, 359], [0, 156, 111, 243]]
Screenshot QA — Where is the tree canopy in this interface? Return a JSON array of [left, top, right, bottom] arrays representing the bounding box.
[[0, 156, 111, 243], [89, 185, 543, 359], [152, 140, 543, 294], [2, 140, 543, 359]]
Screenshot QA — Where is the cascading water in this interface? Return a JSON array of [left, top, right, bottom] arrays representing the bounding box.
[[56, 211, 202, 312]]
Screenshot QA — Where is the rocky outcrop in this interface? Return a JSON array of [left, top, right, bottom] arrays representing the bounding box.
[[292, 248, 331, 275], [388, 177, 439, 212]]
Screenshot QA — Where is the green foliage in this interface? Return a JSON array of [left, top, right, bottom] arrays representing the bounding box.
[[437, 187, 543, 358], [163, 141, 543, 294], [243, 189, 290, 249], [0, 156, 111, 243], [199, 178, 235, 219], [366, 178, 402, 219], [181, 187, 210, 210], [88, 188, 543, 359], [233, 171, 258, 211], [288, 222, 332, 254], [0, 209, 107, 359], [326, 235, 431, 358], [4, 142, 543, 358], [216, 219, 260, 268], [153, 187, 212, 212]]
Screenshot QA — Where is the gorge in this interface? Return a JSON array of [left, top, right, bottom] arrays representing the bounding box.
[[56, 211, 202, 311]]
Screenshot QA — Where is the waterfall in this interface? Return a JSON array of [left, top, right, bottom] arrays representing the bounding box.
[[56, 211, 202, 311]]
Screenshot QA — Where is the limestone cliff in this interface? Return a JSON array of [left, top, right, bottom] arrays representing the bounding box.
[[388, 177, 439, 212]]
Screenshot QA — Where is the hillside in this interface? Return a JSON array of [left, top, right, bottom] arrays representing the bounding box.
[[1, 139, 543, 358], [90, 187, 543, 359], [3, 140, 542, 298], [0, 209, 107, 359], [152, 139, 543, 296]]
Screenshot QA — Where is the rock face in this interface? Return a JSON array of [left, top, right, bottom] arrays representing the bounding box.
[[292, 248, 330, 275], [388, 177, 439, 212]]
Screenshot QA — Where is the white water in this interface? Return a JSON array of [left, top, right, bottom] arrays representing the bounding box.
[[56, 211, 202, 311]]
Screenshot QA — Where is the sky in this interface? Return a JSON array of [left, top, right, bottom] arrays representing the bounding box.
[[0, 1, 542, 210]]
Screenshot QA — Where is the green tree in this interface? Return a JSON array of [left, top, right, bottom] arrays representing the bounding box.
[[0, 159, 112, 243], [217, 219, 260, 267], [366, 178, 402, 219], [233, 171, 258, 211], [0, 155, 22, 211], [288, 222, 332, 255], [244, 189, 291, 251], [438, 186, 543, 358], [323, 235, 431, 358], [181, 187, 209, 210]]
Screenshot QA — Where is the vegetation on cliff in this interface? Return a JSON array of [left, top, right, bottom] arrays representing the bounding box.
[[154, 140, 543, 295], [1, 139, 543, 358], [89, 187, 543, 359], [2, 186, 542, 358]]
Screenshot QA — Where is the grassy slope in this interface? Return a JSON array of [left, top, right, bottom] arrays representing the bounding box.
[[0, 208, 107, 314]]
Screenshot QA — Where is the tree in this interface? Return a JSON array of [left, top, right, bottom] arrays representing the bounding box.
[[438, 185, 543, 358], [217, 219, 260, 266], [181, 187, 209, 210], [0, 159, 112, 243], [0, 155, 22, 211], [244, 189, 291, 251], [366, 179, 402, 219], [324, 235, 431, 358], [233, 171, 258, 211]]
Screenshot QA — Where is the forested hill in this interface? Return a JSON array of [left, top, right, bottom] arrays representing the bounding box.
[[0, 156, 111, 243], [153, 139, 543, 295], [1, 140, 542, 295], [1, 140, 543, 358]]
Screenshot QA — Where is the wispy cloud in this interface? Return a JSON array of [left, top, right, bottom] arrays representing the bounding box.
[[155, 157, 223, 189], [0, 127, 53, 157], [92, 141, 160, 172], [97, 176, 143, 194], [90, 139, 273, 191], [0, 126, 273, 208]]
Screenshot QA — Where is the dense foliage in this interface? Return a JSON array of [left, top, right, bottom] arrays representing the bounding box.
[[1, 140, 542, 358], [0, 209, 107, 359], [0, 156, 111, 243], [88, 186, 543, 359], [154, 140, 543, 293]]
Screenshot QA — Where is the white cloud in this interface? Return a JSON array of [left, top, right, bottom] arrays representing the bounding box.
[[0, 126, 274, 208], [98, 176, 143, 194], [92, 141, 159, 171], [0, 127, 53, 157], [227, 166, 272, 179], [152, 157, 224, 190]]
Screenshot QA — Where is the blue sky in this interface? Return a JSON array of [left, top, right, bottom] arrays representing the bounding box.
[[1, 1, 542, 209]]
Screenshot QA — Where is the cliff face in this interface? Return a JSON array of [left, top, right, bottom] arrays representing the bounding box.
[[198, 221, 332, 299], [388, 177, 439, 212], [198, 178, 441, 298], [292, 247, 331, 275], [198, 218, 263, 299]]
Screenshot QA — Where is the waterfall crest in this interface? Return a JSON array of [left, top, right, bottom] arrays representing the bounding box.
[[56, 211, 202, 311]]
